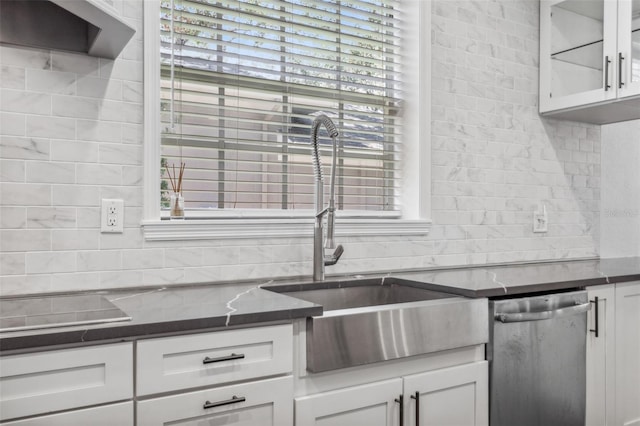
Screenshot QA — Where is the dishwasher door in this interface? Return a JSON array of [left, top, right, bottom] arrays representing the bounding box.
[[489, 290, 590, 426]]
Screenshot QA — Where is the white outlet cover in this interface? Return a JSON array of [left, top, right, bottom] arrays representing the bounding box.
[[533, 210, 548, 233], [101, 199, 124, 233]]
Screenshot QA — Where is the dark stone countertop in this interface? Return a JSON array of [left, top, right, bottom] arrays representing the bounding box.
[[2, 256, 639, 352], [0, 281, 322, 352], [383, 256, 640, 298]]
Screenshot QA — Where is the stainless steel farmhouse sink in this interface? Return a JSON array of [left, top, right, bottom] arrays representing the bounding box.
[[267, 277, 488, 372]]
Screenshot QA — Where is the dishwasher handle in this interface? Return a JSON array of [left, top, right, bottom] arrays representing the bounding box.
[[495, 301, 591, 323]]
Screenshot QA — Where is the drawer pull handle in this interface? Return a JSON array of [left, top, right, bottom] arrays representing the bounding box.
[[203, 395, 246, 409], [203, 353, 245, 364]]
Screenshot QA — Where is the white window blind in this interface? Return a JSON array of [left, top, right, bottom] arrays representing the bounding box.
[[160, 0, 405, 214]]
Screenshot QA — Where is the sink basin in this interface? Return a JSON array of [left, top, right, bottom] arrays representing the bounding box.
[[268, 277, 489, 372], [279, 283, 451, 311]]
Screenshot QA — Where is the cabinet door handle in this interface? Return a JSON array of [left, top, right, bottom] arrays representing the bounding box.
[[589, 297, 599, 338], [410, 391, 420, 425], [605, 56, 612, 91], [203, 353, 245, 364], [619, 52, 625, 89], [395, 394, 404, 426], [203, 395, 246, 409]]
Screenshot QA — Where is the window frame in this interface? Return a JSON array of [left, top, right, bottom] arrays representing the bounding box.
[[142, 0, 431, 241]]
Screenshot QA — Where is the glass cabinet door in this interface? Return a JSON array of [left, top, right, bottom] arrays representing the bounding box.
[[617, 0, 640, 97], [540, 0, 618, 112]]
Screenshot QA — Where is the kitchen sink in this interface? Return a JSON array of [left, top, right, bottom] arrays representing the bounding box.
[[278, 282, 451, 311], [267, 277, 488, 372]]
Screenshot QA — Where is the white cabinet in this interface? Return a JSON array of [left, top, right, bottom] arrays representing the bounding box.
[[136, 324, 294, 426], [2, 402, 133, 426], [294, 361, 488, 426], [586, 285, 616, 426], [0, 342, 133, 423], [540, 0, 640, 124], [136, 324, 293, 396], [615, 281, 640, 426], [137, 376, 293, 426], [403, 362, 488, 426], [295, 378, 402, 426]]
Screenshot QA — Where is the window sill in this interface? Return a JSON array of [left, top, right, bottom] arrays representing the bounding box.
[[141, 217, 432, 241]]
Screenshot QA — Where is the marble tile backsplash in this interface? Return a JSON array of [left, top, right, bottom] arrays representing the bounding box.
[[0, 0, 601, 296]]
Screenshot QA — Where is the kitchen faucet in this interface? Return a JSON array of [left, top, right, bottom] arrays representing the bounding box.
[[310, 114, 344, 281]]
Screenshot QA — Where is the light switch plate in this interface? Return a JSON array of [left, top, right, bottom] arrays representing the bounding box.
[[101, 199, 124, 233]]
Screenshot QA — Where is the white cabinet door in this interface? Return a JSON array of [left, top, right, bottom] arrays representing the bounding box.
[[2, 402, 133, 426], [539, 0, 618, 113], [586, 285, 616, 426], [295, 378, 402, 426], [615, 281, 640, 426], [0, 342, 133, 421], [616, 0, 640, 98], [137, 376, 293, 426], [137, 324, 292, 396], [403, 361, 488, 426]]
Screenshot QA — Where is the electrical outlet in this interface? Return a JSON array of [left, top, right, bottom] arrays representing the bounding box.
[[101, 199, 124, 233]]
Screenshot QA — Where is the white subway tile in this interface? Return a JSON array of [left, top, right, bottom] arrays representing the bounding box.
[[52, 230, 100, 250], [26, 115, 76, 139], [0, 136, 49, 160], [121, 123, 142, 144], [77, 120, 122, 143], [77, 76, 123, 100], [52, 95, 100, 119], [1, 112, 26, 136], [1, 229, 50, 251], [51, 51, 99, 75], [0, 45, 50, 69], [122, 81, 143, 103], [26, 161, 75, 184], [0, 275, 52, 297], [0, 159, 25, 182], [26, 251, 76, 274], [27, 207, 76, 229], [1, 89, 51, 115], [50, 272, 101, 292], [121, 249, 165, 270], [1, 207, 26, 229], [0, 183, 50, 206], [122, 166, 143, 186], [51, 139, 100, 162], [76, 163, 122, 185], [143, 268, 185, 285], [26, 69, 76, 94], [99, 143, 141, 165], [1, 66, 25, 89], [77, 250, 122, 272], [52, 184, 100, 206], [76, 207, 100, 228], [100, 270, 143, 288], [0, 253, 26, 275]]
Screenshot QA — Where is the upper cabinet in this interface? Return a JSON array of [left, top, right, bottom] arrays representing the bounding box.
[[540, 0, 640, 124]]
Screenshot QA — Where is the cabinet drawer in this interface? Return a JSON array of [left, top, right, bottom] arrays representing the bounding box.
[[0, 342, 133, 421], [137, 376, 293, 426], [136, 324, 293, 395], [2, 401, 133, 426]]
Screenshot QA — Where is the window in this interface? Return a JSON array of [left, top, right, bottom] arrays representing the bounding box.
[[143, 0, 430, 240]]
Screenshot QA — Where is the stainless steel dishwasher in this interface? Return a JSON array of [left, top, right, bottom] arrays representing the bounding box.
[[488, 290, 591, 426]]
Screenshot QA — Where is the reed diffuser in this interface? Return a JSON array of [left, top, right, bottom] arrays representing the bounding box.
[[166, 162, 185, 219]]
